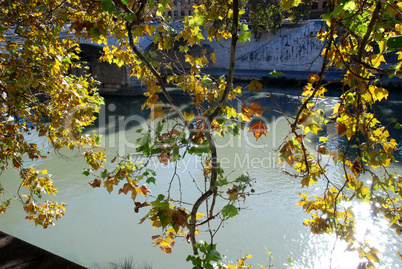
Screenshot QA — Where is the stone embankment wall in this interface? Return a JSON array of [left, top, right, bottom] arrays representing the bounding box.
[[207, 20, 326, 72], [79, 20, 327, 95]]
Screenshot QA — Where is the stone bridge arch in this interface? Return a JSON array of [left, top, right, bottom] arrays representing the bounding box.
[[71, 43, 143, 95]]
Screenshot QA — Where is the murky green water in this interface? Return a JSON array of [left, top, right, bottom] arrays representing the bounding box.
[[1, 89, 401, 268]]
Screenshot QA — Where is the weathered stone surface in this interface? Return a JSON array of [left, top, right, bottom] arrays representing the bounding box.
[[208, 20, 326, 72], [0, 231, 86, 269]]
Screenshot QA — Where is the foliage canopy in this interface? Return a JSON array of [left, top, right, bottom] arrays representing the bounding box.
[[1, 0, 402, 268]]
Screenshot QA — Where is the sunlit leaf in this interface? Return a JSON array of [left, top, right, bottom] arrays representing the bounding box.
[[248, 121, 268, 140]]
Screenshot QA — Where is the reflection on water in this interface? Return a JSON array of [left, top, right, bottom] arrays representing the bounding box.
[[0, 88, 401, 269]]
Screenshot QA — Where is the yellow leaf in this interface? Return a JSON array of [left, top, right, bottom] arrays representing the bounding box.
[[281, 0, 302, 9], [184, 111, 195, 121], [196, 212, 206, 219], [228, 192, 238, 200], [210, 53, 216, 64], [370, 54, 386, 68], [143, 24, 153, 36], [248, 80, 263, 92], [308, 74, 319, 83], [378, 40, 386, 53], [224, 106, 237, 118]]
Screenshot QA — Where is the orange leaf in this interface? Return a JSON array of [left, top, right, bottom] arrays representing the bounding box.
[[242, 104, 249, 114], [308, 73, 320, 84], [210, 53, 216, 64], [248, 121, 268, 140], [139, 184, 151, 196], [161, 246, 172, 254], [248, 102, 263, 116]]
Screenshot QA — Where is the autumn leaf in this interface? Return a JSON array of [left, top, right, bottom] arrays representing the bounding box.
[[89, 178, 101, 188], [184, 111, 195, 121], [173, 209, 188, 227], [248, 102, 263, 116], [308, 74, 320, 84], [143, 24, 153, 36], [157, 153, 170, 165], [119, 183, 134, 195], [210, 53, 216, 64], [104, 180, 114, 194], [161, 246, 172, 254], [248, 80, 263, 92], [301, 176, 311, 187], [151, 235, 161, 240], [138, 184, 151, 196], [337, 123, 347, 136], [248, 121, 268, 140], [196, 212, 206, 219], [350, 161, 363, 177], [134, 201, 149, 213], [228, 192, 238, 201]]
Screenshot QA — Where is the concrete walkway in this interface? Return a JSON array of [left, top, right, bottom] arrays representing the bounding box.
[[0, 231, 86, 269]]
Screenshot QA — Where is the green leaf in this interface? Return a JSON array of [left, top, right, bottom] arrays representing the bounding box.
[[179, 45, 189, 53], [205, 263, 213, 269], [222, 204, 238, 218], [207, 250, 221, 262], [101, 0, 116, 13], [91, 28, 101, 38], [269, 70, 284, 78], [343, 0, 356, 11], [239, 31, 251, 43], [170, 147, 181, 162], [146, 177, 156, 184], [189, 16, 204, 27], [188, 146, 210, 156], [387, 36, 402, 51], [241, 23, 249, 32]]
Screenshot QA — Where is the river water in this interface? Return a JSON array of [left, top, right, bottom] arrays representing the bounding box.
[[1, 87, 401, 269]]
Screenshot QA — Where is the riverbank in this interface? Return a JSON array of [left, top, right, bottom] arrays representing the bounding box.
[[0, 231, 86, 269]]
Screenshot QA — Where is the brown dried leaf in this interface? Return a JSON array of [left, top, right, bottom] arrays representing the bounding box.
[[248, 121, 268, 140]]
